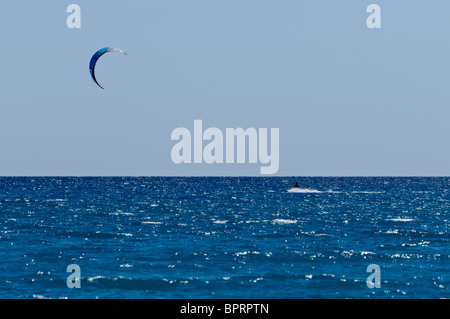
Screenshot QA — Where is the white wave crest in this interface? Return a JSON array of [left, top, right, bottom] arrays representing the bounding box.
[[213, 220, 228, 224], [272, 219, 298, 225], [386, 218, 415, 222], [287, 188, 321, 193]]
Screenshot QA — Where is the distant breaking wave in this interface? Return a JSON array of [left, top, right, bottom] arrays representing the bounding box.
[[272, 219, 298, 225], [287, 188, 322, 193], [287, 188, 383, 194], [287, 188, 343, 194], [386, 218, 415, 222]]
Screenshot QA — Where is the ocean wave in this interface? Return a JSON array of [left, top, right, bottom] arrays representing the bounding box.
[[212, 220, 228, 224], [287, 188, 343, 194], [287, 188, 322, 193], [381, 229, 400, 234], [33, 294, 67, 299], [272, 219, 298, 225], [234, 251, 261, 257], [386, 218, 415, 222], [110, 211, 134, 216]]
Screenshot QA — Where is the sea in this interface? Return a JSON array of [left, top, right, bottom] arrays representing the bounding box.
[[0, 177, 448, 299]]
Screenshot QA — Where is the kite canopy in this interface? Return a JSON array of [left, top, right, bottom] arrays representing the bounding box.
[[89, 47, 127, 89]]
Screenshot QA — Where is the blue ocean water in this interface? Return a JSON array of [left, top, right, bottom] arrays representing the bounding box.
[[0, 177, 448, 299]]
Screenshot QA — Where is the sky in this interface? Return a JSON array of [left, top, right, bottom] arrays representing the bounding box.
[[1, 1, 450, 176]]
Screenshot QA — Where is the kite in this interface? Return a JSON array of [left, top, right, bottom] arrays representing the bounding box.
[[89, 47, 127, 89]]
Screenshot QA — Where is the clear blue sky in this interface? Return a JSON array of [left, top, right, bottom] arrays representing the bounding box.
[[1, 1, 450, 176]]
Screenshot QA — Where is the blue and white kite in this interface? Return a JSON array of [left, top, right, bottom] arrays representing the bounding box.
[[89, 47, 127, 89]]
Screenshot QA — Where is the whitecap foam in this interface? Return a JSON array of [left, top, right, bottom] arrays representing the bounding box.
[[386, 218, 415, 222], [383, 229, 400, 234], [120, 233, 133, 237], [87, 275, 104, 282], [272, 219, 298, 225], [87, 275, 129, 282], [360, 251, 376, 255], [110, 211, 134, 216], [287, 188, 321, 193], [234, 251, 261, 257], [213, 220, 228, 224], [287, 188, 343, 194]]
